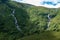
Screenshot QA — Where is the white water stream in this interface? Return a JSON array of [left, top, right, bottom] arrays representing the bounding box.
[[47, 14, 51, 28], [11, 9, 23, 33]]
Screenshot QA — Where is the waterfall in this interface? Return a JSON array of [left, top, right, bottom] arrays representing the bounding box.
[[47, 14, 51, 28], [11, 9, 23, 33]]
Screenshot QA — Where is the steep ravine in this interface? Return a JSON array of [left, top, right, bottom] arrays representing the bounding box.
[[11, 9, 23, 33]]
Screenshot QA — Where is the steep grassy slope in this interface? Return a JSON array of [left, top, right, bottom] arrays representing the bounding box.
[[0, 2, 28, 40], [20, 31, 60, 40], [25, 6, 60, 31], [0, 1, 60, 40]]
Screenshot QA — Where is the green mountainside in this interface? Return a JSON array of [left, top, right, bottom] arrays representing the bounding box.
[[0, 0, 60, 40]]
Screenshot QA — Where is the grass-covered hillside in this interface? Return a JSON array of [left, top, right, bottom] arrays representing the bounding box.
[[20, 31, 60, 40], [0, 0, 60, 40]]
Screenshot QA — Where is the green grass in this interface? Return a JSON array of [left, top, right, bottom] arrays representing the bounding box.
[[0, 1, 60, 40], [19, 31, 60, 40]]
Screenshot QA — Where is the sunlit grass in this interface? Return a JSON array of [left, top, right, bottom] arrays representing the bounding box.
[[20, 31, 60, 40]]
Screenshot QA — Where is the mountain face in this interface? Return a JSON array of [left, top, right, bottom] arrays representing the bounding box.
[[0, 0, 60, 40]]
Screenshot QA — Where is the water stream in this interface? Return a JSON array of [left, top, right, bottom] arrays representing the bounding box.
[[47, 14, 51, 28], [11, 9, 23, 33]]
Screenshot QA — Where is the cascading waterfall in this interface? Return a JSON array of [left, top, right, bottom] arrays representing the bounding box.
[[47, 14, 51, 28], [11, 9, 23, 33]]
